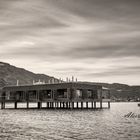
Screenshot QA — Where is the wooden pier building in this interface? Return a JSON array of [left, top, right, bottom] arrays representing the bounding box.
[[0, 82, 110, 109]]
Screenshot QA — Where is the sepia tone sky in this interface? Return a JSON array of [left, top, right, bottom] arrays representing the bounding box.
[[0, 0, 140, 85]]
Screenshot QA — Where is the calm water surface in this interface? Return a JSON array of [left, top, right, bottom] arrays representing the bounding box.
[[0, 102, 140, 140]]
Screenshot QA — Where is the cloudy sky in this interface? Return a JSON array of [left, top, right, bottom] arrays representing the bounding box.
[[0, 0, 140, 85]]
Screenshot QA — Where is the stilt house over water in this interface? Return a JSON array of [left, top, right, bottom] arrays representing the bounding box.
[[0, 82, 110, 109]]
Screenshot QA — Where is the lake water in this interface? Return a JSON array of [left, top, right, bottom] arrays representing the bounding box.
[[0, 102, 140, 140]]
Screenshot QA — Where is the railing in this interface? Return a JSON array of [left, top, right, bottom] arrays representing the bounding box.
[[0, 94, 110, 102], [0, 96, 15, 102]]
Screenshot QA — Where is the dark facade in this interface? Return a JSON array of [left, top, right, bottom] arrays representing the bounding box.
[[0, 82, 110, 109]]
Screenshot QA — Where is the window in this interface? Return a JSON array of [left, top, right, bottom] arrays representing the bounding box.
[[87, 90, 93, 98], [76, 89, 82, 98], [57, 89, 67, 98], [40, 90, 52, 99]]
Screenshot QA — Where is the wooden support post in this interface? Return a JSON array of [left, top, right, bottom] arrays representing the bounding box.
[[1, 102, 5, 109], [49, 102, 52, 108], [69, 102, 71, 108], [94, 101, 96, 109], [60, 102, 62, 108], [27, 101, 29, 109], [52, 102, 53, 108], [66, 102, 68, 109], [1, 102, 2, 109], [77, 102, 79, 109], [52, 102, 54, 108], [47, 102, 49, 108], [50, 102, 53, 108], [100, 101, 102, 109], [63, 102, 65, 108], [108, 101, 110, 108], [54, 102, 55, 108], [50, 102, 52, 108], [26, 91, 29, 109], [57, 102, 59, 108], [4, 102, 5, 109], [58, 102, 59, 108], [37, 102, 40, 109], [86, 102, 88, 108], [15, 102, 17, 109], [49, 102, 51, 108], [81, 102, 83, 109], [71, 102, 74, 109], [91, 102, 93, 109], [37, 102, 41, 109]]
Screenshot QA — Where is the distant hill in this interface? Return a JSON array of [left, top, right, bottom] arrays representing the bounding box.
[[0, 61, 140, 101], [83, 82, 140, 101], [0, 62, 58, 87]]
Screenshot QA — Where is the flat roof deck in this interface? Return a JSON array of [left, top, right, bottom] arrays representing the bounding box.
[[2, 82, 102, 91]]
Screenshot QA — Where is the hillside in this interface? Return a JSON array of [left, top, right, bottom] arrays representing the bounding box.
[[84, 82, 140, 101], [0, 61, 140, 101], [78, 81, 140, 101], [0, 62, 58, 87]]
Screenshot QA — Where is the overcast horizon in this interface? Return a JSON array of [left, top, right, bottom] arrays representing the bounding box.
[[0, 0, 140, 85]]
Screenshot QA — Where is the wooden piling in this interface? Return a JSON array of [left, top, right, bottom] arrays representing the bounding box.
[[71, 102, 74, 109], [77, 102, 79, 109], [91, 102, 93, 109], [47, 102, 49, 108], [81, 102, 83, 109], [66, 102, 68, 109], [60, 102, 61, 108], [1, 102, 5, 109], [54, 102, 56, 109], [94, 101, 96, 109], [37, 102, 41, 109], [27, 101, 29, 109], [52, 102, 54, 108], [86, 102, 88, 108], [68, 102, 70, 108], [63, 102, 65, 108], [15, 102, 17, 109], [48, 102, 50, 108], [100, 101, 102, 109], [108, 101, 110, 108]]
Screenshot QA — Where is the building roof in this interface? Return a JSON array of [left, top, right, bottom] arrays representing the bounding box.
[[2, 82, 102, 91]]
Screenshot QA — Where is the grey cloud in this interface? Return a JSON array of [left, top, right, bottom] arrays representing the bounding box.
[[1, 43, 140, 62], [52, 0, 140, 24], [0, 0, 140, 84], [84, 66, 140, 78]]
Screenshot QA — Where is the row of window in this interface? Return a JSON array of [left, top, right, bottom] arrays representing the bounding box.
[[3, 89, 100, 100]]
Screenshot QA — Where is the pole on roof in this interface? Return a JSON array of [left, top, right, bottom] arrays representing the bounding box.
[[16, 80, 19, 86]]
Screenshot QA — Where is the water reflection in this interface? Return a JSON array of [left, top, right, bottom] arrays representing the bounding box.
[[0, 103, 140, 140]]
